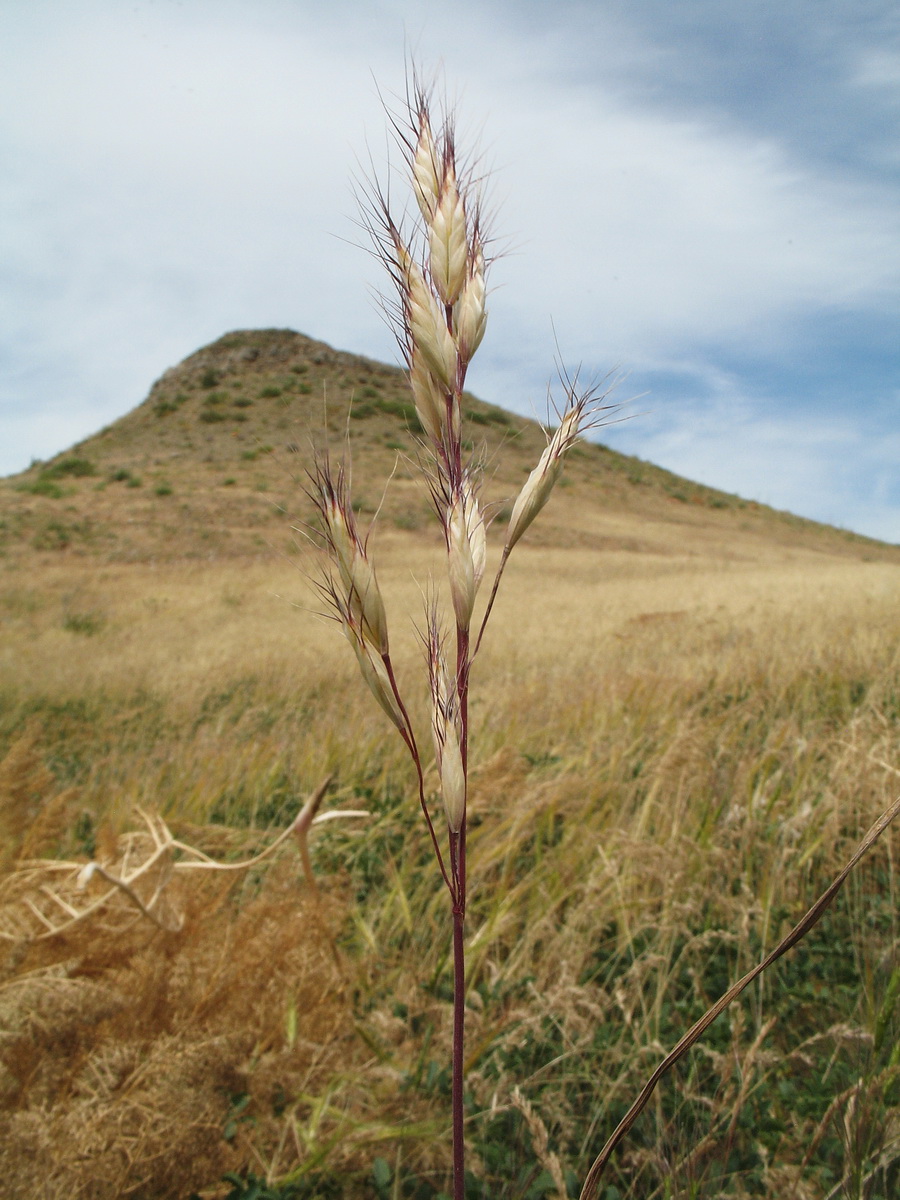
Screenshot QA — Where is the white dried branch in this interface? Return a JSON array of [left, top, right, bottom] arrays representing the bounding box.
[[0, 777, 367, 943]]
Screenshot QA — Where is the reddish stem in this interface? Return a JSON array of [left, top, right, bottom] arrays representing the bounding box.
[[384, 653, 454, 896], [445, 305, 470, 1198], [473, 546, 510, 660], [451, 826, 467, 1200], [451, 623, 470, 1200]]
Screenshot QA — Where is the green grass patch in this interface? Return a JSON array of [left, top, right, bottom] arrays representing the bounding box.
[[241, 445, 274, 461], [17, 476, 65, 499], [154, 393, 188, 417], [62, 610, 106, 636], [16, 457, 97, 498]]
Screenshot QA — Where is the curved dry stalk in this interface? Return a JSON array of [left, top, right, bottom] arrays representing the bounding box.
[[173, 776, 338, 880], [578, 793, 900, 1200], [0, 778, 365, 942], [75, 857, 183, 932]]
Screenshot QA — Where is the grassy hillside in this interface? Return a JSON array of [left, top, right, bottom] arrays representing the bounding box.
[[1, 328, 892, 567], [2, 332, 900, 1200]]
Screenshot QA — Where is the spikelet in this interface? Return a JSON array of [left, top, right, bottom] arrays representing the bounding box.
[[438, 729, 466, 834], [506, 432, 567, 552], [408, 349, 446, 444], [429, 166, 469, 306], [406, 256, 458, 392], [309, 459, 389, 656], [428, 633, 466, 832], [342, 617, 406, 733], [506, 388, 606, 552], [412, 110, 441, 222], [452, 241, 488, 363], [445, 474, 486, 632]]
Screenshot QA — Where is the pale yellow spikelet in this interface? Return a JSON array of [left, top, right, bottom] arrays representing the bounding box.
[[343, 552, 389, 657], [412, 113, 441, 222], [447, 496, 476, 631], [388, 230, 454, 397], [429, 169, 469, 306], [343, 621, 405, 732], [446, 478, 486, 631], [439, 730, 466, 832], [466, 481, 487, 591], [505, 445, 564, 552], [429, 650, 453, 761], [322, 496, 356, 582], [452, 245, 488, 362], [314, 465, 390, 655], [407, 259, 458, 390], [429, 647, 466, 832], [505, 402, 585, 551], [409, 350, 446, 444]]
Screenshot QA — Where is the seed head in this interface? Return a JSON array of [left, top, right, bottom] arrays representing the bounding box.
[[505, 383, 613, 552], [445, 475, 486, 631], [429, 166, 469, 306], [309, 459, 389, 655], [428, 631, 466, 832], [364, 84, 491, 463]]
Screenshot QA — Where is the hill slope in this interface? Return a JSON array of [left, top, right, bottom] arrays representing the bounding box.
[[2, 328, 894, 567]]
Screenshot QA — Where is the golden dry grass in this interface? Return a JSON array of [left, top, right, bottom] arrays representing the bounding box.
[[2, 519, 900, 1197]]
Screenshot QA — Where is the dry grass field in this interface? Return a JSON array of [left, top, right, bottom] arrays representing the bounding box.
[[2, 330, 900, 1199]]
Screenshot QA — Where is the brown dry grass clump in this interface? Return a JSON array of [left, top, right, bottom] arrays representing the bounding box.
[[0, 775, 358, 1200], [0, 725, 77, 872]]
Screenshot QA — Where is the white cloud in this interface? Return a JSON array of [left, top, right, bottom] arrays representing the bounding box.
[[853, 48, 900, 94], [481, 86, 899, 362]]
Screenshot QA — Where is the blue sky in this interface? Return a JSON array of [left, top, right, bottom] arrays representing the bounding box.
[[2, 0, 898, 539]]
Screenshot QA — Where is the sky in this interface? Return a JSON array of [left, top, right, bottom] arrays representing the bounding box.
[[1, 0, 899, 540]]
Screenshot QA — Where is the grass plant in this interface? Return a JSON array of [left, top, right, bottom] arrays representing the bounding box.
[[307, 76, 616, 1199]]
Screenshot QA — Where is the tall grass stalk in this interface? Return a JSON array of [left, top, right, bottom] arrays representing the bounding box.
[[307, 75, 614, 1198]]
